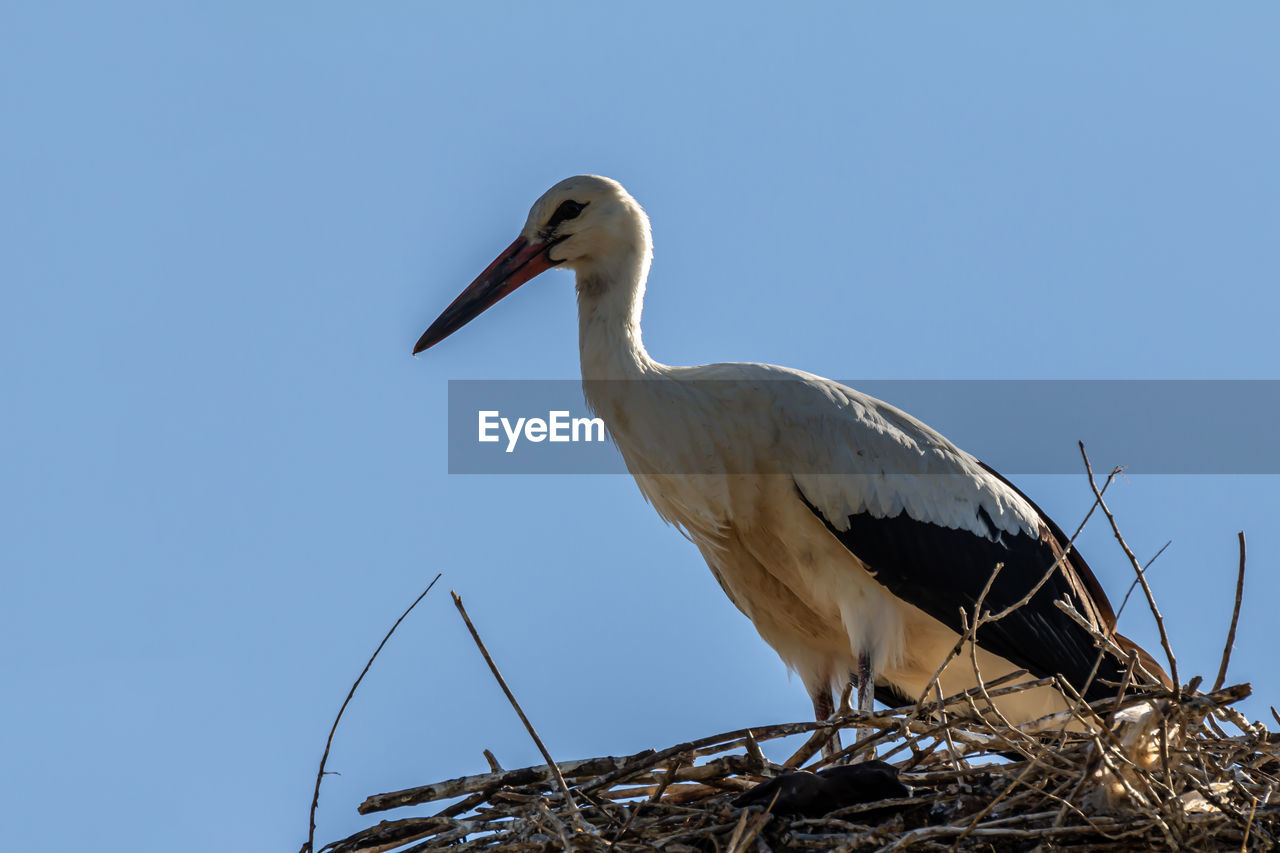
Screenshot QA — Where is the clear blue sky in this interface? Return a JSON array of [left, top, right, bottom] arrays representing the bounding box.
[[3, 4, 1277, 850]]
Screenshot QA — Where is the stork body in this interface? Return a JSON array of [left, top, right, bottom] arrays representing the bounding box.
[[415, 176, 1161, 733]]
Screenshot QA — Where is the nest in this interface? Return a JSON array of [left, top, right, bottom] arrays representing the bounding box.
[[321, 672, 1277, 852], [305, 452, 1274, 852]]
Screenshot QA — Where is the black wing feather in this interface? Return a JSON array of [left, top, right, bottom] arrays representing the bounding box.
[[796, 483, 1125, 701]]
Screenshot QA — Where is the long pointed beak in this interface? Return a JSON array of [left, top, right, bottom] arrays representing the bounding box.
[[413, 235, 562, 354]]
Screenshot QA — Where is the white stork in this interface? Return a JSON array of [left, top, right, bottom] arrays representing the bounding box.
[[414, 175, 1165, 740]]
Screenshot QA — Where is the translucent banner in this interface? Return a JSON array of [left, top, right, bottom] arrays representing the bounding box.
[[446, 380, 1280, 474]]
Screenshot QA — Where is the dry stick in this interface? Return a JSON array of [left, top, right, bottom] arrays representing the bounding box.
[[724, 805, 754, 853], [727, 790, 778, 853], [1107, 651, 1141, 730], [578, 680, 1040, 795], [1079, 540, 1169, 713], [645, 757, 685, 803], [1059, 678, 1181, 828], [934, 683, 967, 773], [743, 730, 766, 768], [451, 591, 585, 829], [1055, 598, 1166, 688], [912, 562, 1002, 711], [534, 796, 573, 850], [362, 753, 647, 813], [878, 720, 943, 766], [785, 688, 851, 768], [1213, 531, 1248, 693], [1243, 793, 1260, 852], [1079, 441, 1180, 689], [1039, 468, 1139, 748], [813, 724, 900, 771], [1048, 615, 1141, 765], [1038, 770, 1128, 839], [302, 573, 441, 853], [983, 462, 1120, 625], [878, 818, 1134, 853], [951, 759, 1039, 847], [1072, 635, 1117, 724], [959, 607, 1040, 754], [1157, 703, 1189, 841], [981, 463, 1124, 627], [1114, 540, 1172, 621], [1081, 726, 1173, 843], [606, 753, 682, 847]]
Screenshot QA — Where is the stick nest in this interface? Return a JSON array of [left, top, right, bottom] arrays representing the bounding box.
[[323, 673, 1278, 852]]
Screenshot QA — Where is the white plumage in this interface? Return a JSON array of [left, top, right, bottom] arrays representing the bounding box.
[[415, 175, 1162, 739], [588, 364, 1073, 724]]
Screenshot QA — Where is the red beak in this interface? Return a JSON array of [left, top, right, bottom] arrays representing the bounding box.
[[413, 236, 562, 354]]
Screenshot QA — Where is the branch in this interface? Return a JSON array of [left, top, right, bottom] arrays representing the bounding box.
[[452, 591, 584, 828], [302, 573, 442, 853], [1212, 532, 1247, 693], [1078, 441, 1180, 688]]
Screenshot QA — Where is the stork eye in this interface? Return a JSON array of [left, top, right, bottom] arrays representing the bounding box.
[[547, 200, 586, 229]]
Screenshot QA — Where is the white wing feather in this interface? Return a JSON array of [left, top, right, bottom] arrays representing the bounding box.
[[640, 362, 1044, 540]]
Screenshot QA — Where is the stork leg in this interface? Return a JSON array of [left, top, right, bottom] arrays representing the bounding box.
[[856, 652, 875, 715], [809, 683, 842, 760], [851, 651, 875, 759]]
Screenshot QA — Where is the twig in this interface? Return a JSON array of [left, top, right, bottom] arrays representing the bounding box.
[[1054, 598, 1165, 689], [952, 760, 1038, 846], [360, 753, 649, 813], [1213, 532, 1247, 693], [935, 682, 967, 774], [1079, 441, 1180, 688], [727, 790, 777, 853], [960, 606, 1037, 749], [912, 562, 1006, 712], [986, 462, 1122, 627], [534, 796, 573, 850], [451, 590, 585, 829], [1115, 540, 1171, 620], [302, 574, 441, 853]]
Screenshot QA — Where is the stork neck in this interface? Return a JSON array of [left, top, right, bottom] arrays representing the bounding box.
[[575, 250, 658, 381]]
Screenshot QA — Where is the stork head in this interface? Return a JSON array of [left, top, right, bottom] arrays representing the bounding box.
[[413, 175, 650, 354]]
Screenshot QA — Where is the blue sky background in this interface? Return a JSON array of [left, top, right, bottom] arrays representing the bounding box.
[[3, 3, 1278, 850]]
